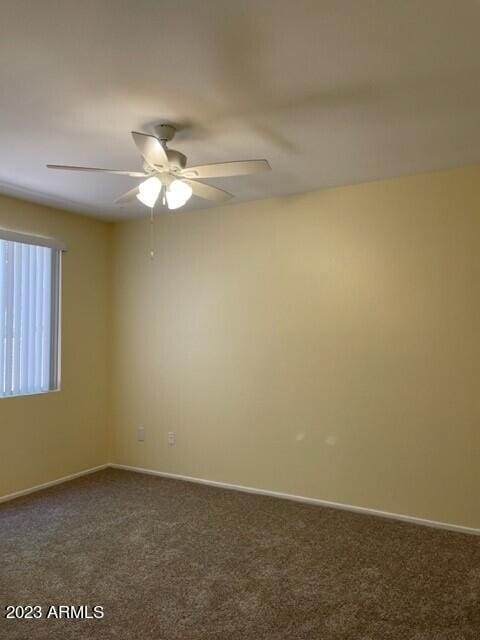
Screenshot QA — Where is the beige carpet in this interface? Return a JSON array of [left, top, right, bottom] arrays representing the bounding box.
[[1, 468, 479, 639]]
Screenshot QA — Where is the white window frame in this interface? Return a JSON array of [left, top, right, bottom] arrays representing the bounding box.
[[0, 228, 66, 398]]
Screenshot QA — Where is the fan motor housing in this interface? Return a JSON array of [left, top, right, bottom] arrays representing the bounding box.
[[166, 149, 187, 171]]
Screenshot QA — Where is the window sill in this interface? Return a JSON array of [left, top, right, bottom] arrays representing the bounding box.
[[0, 388, 61, 400]]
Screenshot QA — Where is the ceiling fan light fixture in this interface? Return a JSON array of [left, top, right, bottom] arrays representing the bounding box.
[[165, 179, 193, 210], [136, 176, 162, 208]]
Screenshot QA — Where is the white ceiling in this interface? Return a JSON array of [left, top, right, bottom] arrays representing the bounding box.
[[1, 0, 480, 220]]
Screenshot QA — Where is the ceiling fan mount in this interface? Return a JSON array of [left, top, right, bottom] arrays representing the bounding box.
[[154, 122, 177, 143], [46, 122, 271, 210]]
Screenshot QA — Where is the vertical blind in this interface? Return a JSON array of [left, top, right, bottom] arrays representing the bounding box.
[[0, 237, 61, 397]]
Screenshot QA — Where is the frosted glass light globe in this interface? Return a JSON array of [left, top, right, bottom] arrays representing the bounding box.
[[166, 180, 193, 210], [136, 177, 162, 208]]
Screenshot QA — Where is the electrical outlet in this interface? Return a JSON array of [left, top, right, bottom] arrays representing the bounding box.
[[137, 426, 145, 442], [167, 431, 176, 446]]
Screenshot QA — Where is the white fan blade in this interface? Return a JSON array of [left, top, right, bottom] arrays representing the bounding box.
[[46, 164, 147, 177], [131, 132, 169, 169], [114, 186, 140, 204], [182, 179, 233, 203], [181, 159, 270, 179]]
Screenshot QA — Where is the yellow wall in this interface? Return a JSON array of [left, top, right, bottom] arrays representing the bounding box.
[[2, 166, 479, 529], [111, 166, 480, 529], [0, 195, 111, 496]]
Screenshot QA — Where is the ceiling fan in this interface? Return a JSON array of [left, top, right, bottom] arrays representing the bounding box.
[[47, 123, 271, 211]]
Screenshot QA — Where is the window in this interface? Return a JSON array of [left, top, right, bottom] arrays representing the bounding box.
[[0, 230, 63, 398]]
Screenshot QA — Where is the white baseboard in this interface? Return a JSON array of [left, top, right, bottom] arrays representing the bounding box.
[[3, 461, 478, 537], [109, 463, 480, 537], [0, 464, 109, 504]]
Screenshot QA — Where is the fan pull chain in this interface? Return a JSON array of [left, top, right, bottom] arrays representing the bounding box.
[[150, 205, 155, 260]]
